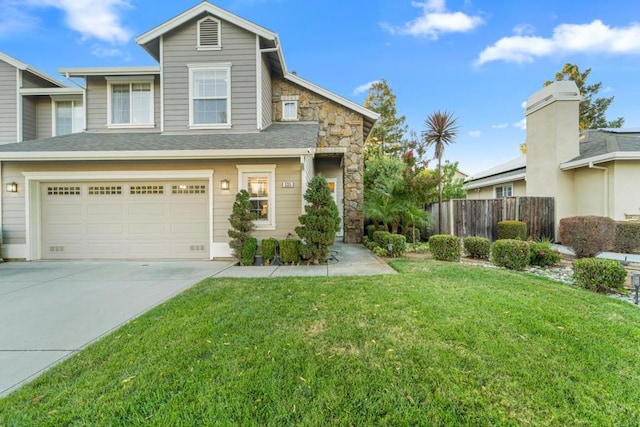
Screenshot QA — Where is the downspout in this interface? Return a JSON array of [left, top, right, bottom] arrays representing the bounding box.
[[589, 162, 609, 217]]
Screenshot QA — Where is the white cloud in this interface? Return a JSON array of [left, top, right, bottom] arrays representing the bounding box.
[[25, 0, 132, 44], [382, 0, 483, 39], [0, 1, 38, 37], [91, 45, 128, 59], [513, 118, 527, 130], [476, 20, 640, 65], [491, 123, 509, 129], [468, 130, 482, 138], [513, 24, 536, 36], [353, 80, 381, 96]]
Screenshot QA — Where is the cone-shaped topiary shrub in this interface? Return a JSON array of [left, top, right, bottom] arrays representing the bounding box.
[[295, 175, 341, 264], [228, 189, 256, 261]]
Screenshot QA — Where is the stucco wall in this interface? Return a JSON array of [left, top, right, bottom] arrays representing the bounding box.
[[611, 161, 640, 220]]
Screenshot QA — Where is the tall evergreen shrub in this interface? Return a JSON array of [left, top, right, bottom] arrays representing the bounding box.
[[228, 190, 256, 260], [295, 175, 341, 264]]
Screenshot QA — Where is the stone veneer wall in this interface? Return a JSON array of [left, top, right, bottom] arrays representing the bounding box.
[[273, 78, 365, 243]]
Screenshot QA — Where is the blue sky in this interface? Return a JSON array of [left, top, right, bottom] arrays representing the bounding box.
[[2, 0, 640, 175]]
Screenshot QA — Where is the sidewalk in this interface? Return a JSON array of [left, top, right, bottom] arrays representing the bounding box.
[[212, 242, 397, 278]]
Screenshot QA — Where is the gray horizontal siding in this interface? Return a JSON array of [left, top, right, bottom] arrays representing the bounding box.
[[261, 55, 272, 128], [36, 97, 53, 139], [22, 97, 37, 141], [0, 61, 17, 144], [86, 76, 160, 133], [162, 17, 257, 133]]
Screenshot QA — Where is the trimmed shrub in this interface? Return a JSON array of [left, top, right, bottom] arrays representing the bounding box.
[[373, 230, 391, 248], [227, 190, 256, 260], [463, 236, 491, 259], [261, 238, 278, 265], [573, 258, 627, 293], [559, 216, 616, 258], [240, 237, 257, 266], [614, 222, 640, 254], [280, 239, 300, 264], [429, 234, 461, 262], [387, 234, 407, 257], [528, 241, 562, 267], [492, 239, 530, 270], [404, 227, 421, 244], [497, 221, 527, 240]]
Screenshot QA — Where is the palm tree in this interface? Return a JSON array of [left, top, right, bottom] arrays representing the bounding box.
[[423, 111, 459, 233]]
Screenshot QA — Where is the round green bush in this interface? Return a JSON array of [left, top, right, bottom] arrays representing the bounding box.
[[573, 258, 627, 293], [497, 221, 527, 240], [492, 239, 530, 270], [528, 241, 561, 267], [280, 239, 300, 264], [463, 236, 491, 259], [240, 237, 258, 266], [261, 238, 278, 265], [429, 234, 461, 262]]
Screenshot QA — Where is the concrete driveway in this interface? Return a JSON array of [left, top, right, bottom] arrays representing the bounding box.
[[0, 260, 234, 397]]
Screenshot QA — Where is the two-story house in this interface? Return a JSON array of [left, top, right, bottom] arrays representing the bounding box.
[[0, 2, 378, 261]]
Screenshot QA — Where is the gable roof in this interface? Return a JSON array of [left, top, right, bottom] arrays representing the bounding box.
[[0, 122, 318, 161], [136, 1, 278, 60], [561, 129, 640, 169], [133, 1, 378, 137], [0, 51, 68, 88]]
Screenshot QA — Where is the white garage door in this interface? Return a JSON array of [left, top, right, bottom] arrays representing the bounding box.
[[41, 181, 209, 260]]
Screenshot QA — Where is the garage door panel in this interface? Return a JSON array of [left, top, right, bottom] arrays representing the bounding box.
[[41, 181, 209, 260], [87, 203, 124, 215]]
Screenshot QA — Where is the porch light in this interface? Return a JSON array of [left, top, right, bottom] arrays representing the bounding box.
[[220, 179, 230, 191], [631, 273, 640, 305], [5, 182, 17, 193]]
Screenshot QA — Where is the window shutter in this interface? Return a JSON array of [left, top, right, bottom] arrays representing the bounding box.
[[199, 18, 219, 47]]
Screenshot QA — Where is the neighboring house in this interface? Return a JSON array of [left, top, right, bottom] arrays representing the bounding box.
[[464, 155, 526, 199], [0, 2, 378, 260], [464, 81, 640, 234]]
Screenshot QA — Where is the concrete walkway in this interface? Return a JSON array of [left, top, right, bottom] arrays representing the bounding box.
[[212, 242, 397, 278]]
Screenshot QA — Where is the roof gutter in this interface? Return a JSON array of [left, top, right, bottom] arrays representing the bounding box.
[[560, 151, 640, 170], [0, 147, 316, 162]]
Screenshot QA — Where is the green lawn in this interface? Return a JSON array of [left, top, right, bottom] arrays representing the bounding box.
[[2, 259, 640, 426]]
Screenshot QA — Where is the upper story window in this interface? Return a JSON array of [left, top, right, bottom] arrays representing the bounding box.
[[105, 76, 155, 128], [188, 63, 231, 129], [282, 101, 298, 121], [53, 99, 84, 136], [495, 183, 513, 199], [280, 95, 299, 121], [197, 16, 221, 50]]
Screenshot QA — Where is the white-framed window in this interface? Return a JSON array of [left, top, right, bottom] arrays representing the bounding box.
[[106, 76, 155, 128], [197, 16, 221, 50], [282, 100, 298, 121], [495, 183, 514, 199], [53, 99, 84, 136], [237, 165, 276, 230], [188, 63, 231, 128]]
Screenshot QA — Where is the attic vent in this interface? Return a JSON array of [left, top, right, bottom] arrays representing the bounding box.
[[198, 17, 220, 49]]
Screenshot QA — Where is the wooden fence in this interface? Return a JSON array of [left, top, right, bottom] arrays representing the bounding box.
[[426, 197, 555, 241]]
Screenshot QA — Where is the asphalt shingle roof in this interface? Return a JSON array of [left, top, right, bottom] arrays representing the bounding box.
[[568, 129, 640, 162], [0, 122, 319, 154]]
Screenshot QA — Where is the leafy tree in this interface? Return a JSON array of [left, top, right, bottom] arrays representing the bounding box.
[[295, 175, 341, 264], [227, 190, 256, 260], [423, 111, 459, 227], [432, 161, 466, 201], [545, 63, 624, 130], [364, 79, 409, 157]]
